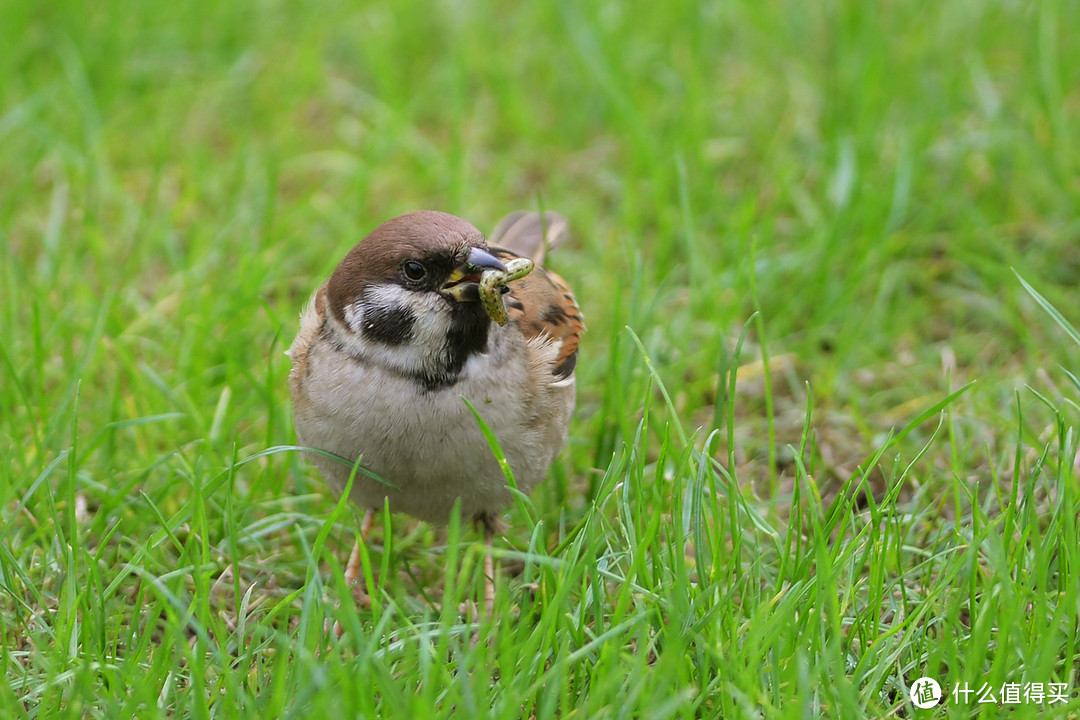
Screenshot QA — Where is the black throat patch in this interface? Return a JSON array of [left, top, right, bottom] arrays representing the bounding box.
[[422, 304, 491, 390]]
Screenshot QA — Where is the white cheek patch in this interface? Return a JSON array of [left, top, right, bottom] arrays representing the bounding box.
[[334, 284, 457, 377], [361, 284, 410, 313], [343, 300, 365, 335]]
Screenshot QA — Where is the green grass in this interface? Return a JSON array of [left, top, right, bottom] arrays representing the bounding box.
[[2, 0, 1080, 717]]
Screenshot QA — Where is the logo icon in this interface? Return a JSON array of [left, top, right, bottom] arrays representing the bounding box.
[[910, 677, 943, 709]]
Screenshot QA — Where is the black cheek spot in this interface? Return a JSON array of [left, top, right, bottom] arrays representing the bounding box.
[[362, 303, 416, 346]]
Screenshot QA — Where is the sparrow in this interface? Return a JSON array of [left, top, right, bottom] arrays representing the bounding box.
[[287, 209, 583, 611]]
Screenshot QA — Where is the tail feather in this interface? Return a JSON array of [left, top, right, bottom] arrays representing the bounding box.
[[487, 211, 570, 265]]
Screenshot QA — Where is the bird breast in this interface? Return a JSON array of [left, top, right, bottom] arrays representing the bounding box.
[[291, 318, 573, 523]]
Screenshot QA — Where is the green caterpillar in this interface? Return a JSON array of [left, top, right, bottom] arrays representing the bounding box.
[[479, 257, 534, 326]]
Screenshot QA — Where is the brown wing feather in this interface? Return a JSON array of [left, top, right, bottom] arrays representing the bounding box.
[[491, 247, 583, 380]]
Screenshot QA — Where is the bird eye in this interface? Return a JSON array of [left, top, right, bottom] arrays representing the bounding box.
[[402, 261, 426, 281]]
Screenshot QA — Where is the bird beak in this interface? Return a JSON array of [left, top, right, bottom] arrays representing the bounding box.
[[442, 247, 507, 302]]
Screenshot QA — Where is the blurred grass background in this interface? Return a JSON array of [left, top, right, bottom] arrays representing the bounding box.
[[2, 0, 1079, 717]]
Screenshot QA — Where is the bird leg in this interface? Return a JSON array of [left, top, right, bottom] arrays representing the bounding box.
[[473, 512, 504, 617], [334, 508, 375, 639], [343, 508, 376, 591], [483, 524, 495, 615]]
